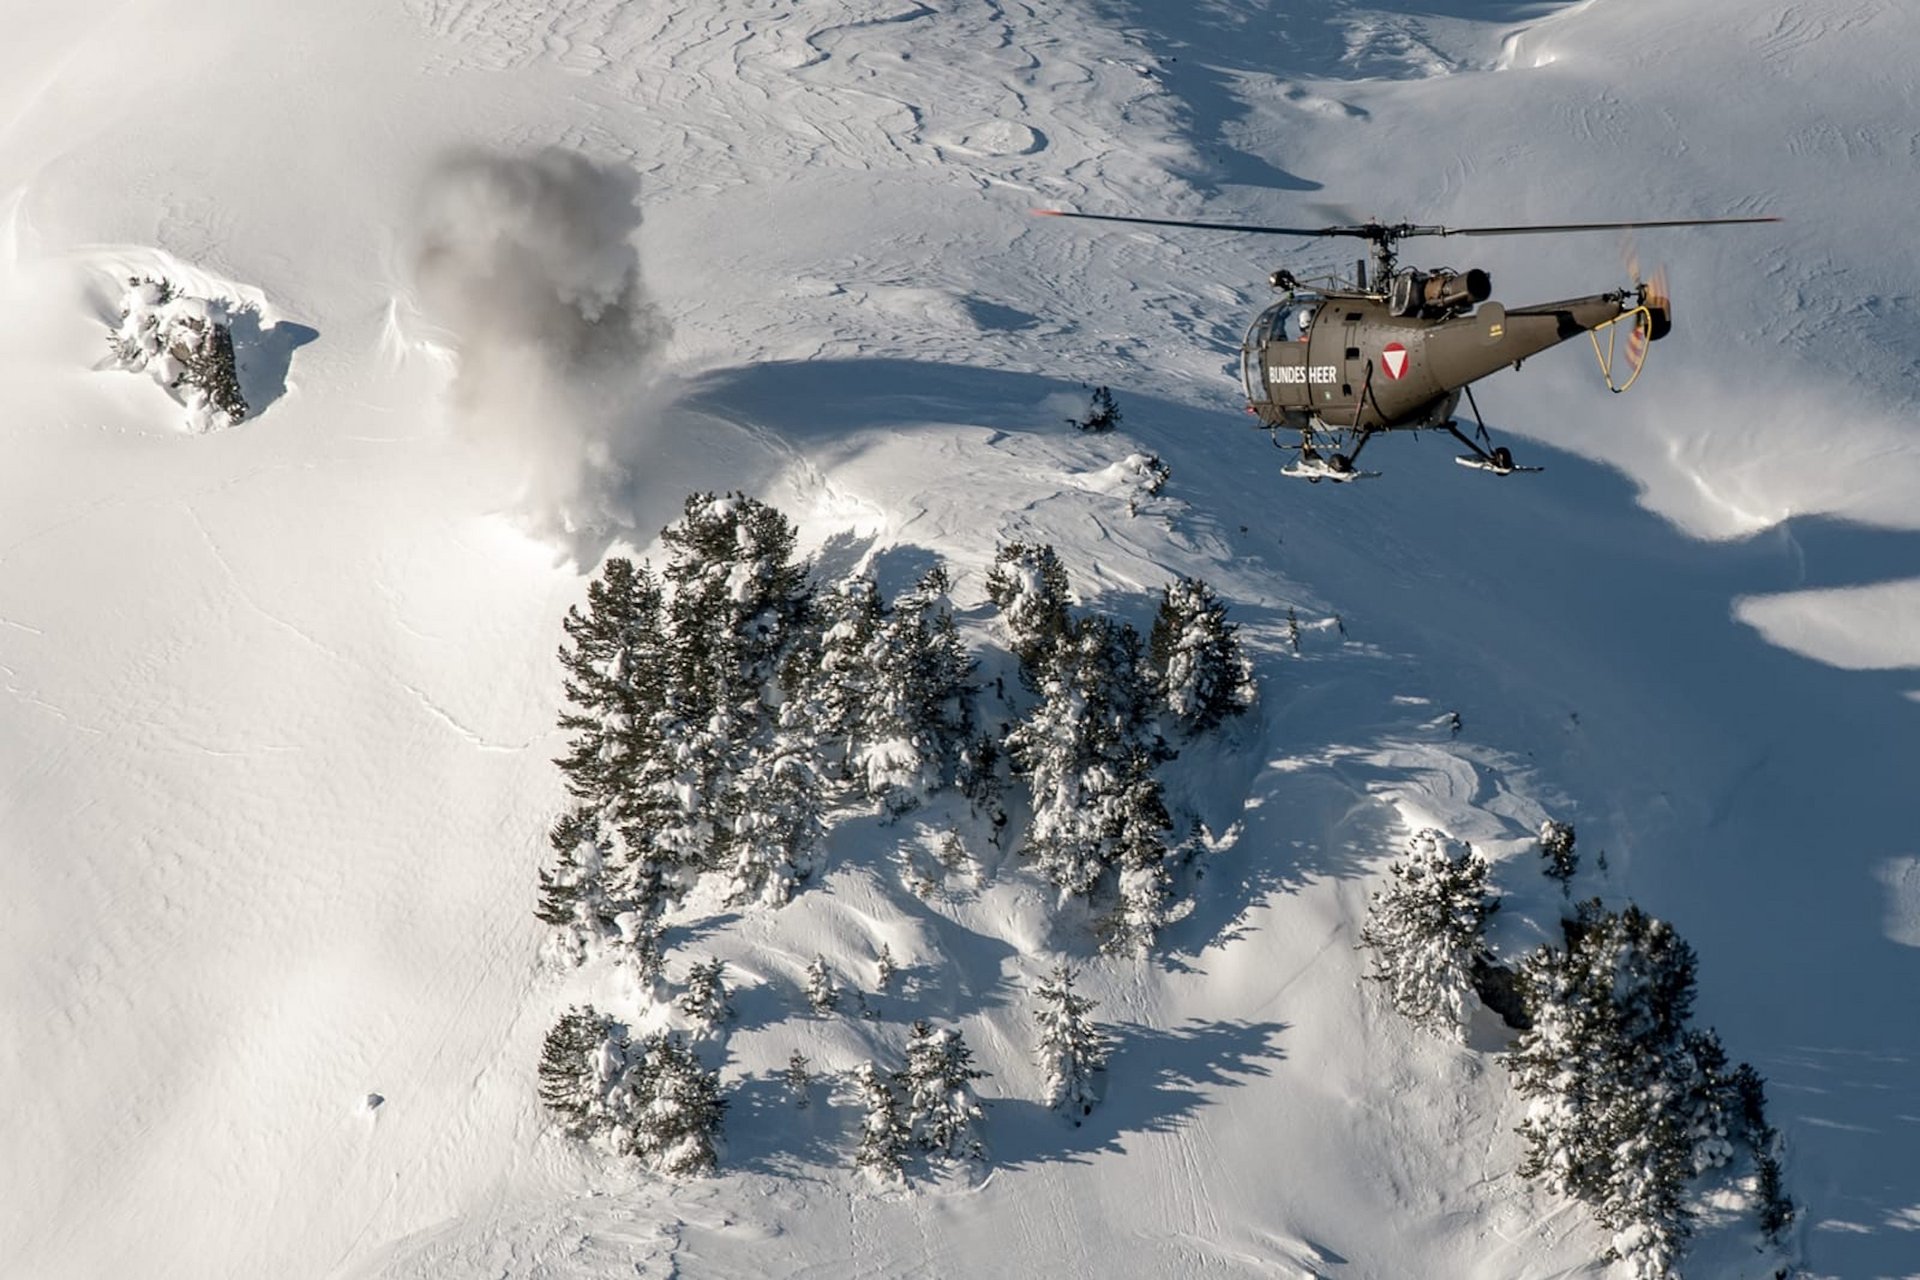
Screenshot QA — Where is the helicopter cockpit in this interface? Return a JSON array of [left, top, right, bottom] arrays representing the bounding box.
[[1240, 295, 1321, 404]]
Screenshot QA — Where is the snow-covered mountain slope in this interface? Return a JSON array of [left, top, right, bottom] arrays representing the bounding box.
[[2, 2, 1916, 1277]]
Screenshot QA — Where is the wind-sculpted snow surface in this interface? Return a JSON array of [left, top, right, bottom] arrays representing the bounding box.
[[2, 0, 1919, 1277]]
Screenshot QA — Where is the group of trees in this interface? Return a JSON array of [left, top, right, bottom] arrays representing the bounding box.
[[534, 493, 1249, 1180], [537, 1006, 726, 1176], [990, 543, 1255, 954], [1510, 901, 1791, 1277], [537, 494, 979, 968], [1361, 829, 1792, 1277]]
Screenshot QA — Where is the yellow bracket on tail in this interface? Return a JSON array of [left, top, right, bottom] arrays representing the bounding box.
[[1589, 306, 1653, 393]]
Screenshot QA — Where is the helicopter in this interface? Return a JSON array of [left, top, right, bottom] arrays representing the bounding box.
[[1033, 209, 1779, 480]]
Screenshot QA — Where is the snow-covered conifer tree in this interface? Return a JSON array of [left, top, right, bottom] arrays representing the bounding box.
[[618, 1032, 725, 1176], [675, 958, 733, 1029], [723, 693, 824, 906], [895, 1020, 988, 1159], [856, 567, 977, 815], [537, 1005, 629, 1142], [1148, 576, 1256, 737], [875, 943, 898, 992], [1359, 828, 1499, 1039], [810, 575, 885, 786], [852, 1060, 908, 1182], [1508, 900, 1781, 1278], [1538, 818, 1578, 890], [805, 955, 840, 1015], [985, 542, 1073, 680], [109, 277, 250, 431], [1008, 617, 1169, 906], [621, 493, 819, 898], [1101, 754, 1177, 954], [535, 809, 623, 963], [543, 558, 671, 953], [554, 558, 667, 810], [1033, 963, 1109, 1119]]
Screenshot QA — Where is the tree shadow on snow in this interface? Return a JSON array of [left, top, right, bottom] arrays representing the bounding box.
[[722, 1068, 859, 1177], [989, 1018, 1289, 1169], [231, 308, 318, 418]]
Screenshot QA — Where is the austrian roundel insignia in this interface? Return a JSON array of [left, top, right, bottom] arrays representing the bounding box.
[[1381, 342, 1409, 380]]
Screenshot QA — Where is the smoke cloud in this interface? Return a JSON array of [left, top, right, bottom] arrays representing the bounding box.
[[410, 147, 671, 550]]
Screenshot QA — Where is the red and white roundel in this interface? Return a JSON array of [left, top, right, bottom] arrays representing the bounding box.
[[1381, 342, 1410, 380]]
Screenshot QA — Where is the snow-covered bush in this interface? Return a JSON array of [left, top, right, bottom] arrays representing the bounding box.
[[895, 1020, 988, 1159], [1359, 828, 1498, 1039], [1033, 963, 1109, 1119], [108, 277, 249, 432], [1148, 576, 1256, 737], [1120, 451, 1170, 516], [1508, 900, 1789, 1278]]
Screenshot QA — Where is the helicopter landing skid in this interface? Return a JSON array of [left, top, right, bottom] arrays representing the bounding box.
[[1443, 420, 1539, 476], [1283, 454, 1379, 483], [1454, 454, 1543, 476]]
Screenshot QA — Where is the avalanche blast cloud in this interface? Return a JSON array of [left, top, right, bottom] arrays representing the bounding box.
[[409, 147, 672, 551]]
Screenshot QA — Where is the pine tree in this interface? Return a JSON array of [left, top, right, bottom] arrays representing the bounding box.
[[1101, 751, 1177, 955], [896, 1020, 988, 1159], [619, 1032, 725, 1176], [1070, 384, 1121, 432], [109, 277, 250, 430], [985, 542, 1073, 681], [1033, 963, 1109, 1118], [544, 558, 671, 951], [1008, 616, 1170, 907], [852, 1060, 908, 1182], [1507, 901, 1746, 1278], [723, 692, 825, 906], [784, 1051, 813, 1108], [1731, 1064, 1794, 1240], [875, 944, 898, 992], [805, 955, 840, 1015], [811, 575, 886, 786], [537, 1005, 628, 1141], [620, 493, 820, 901], [856, 567, 977, 815], [676, 958, 733, 1029], [1359, 829, 1499, 1039], [535, 808, 623, 963], [1149, 576, 1256, 737], [554, 558, 667, 809], [1538, 819, 1578, 890]]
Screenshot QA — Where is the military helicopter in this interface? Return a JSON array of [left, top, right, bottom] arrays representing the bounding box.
[[1033, 209, 1779, 480]]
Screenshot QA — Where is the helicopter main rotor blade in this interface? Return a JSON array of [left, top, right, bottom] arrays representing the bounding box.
[[1032, 209, 1343, 238], [1429, 216, 1781, 237]]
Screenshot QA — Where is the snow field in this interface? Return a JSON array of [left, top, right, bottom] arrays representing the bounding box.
[[2, 0, 1918, 1276]]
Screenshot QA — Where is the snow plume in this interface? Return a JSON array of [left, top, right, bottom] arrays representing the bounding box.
[[410, 147, 671, 551]]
